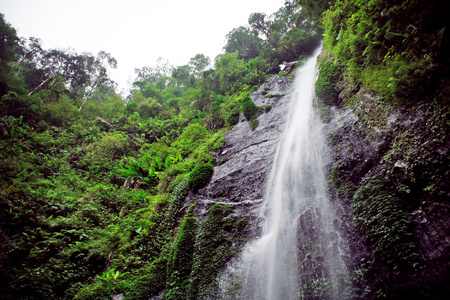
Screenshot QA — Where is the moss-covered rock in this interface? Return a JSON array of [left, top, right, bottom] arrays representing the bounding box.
[[164, 212, 198, 300], [240, 96, 261, 121], [315, 60, 343, 106], [353, 175, 420, 270], [250, 119, 259, 131], [188, 204, 248, 299], [187, 163, 214, 191]]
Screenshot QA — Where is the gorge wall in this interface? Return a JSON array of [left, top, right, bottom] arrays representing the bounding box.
[[187, 52, 449, 298]]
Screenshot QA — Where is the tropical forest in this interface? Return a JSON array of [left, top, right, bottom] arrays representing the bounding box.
[[0, 0, 448, 299]]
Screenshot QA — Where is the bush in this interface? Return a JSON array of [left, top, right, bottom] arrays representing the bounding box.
[[240, 96, 261, 121], [187, 163, 214, 191]]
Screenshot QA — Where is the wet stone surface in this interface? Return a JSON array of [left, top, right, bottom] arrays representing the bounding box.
[[192, 76, 291, 232]]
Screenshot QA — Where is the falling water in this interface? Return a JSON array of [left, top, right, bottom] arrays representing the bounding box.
[[221, 47, 350, 299]]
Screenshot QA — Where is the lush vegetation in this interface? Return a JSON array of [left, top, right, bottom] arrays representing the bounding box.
[[0, 2, 321, 298], [308, 0, 449, 298], [3, 0, 446, 297], [302, 0, 449, 103]]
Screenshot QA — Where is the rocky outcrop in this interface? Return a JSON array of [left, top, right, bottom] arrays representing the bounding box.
[[189, 62, 449, 298], [192, 75, 291, 233], [324, 86, 450, 298]]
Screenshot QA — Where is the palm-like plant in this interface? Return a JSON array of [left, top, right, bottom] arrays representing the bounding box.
[[116, 154, 182, 189]]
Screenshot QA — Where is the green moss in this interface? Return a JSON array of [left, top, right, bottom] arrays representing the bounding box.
[[187, 163, 214, 191], [164, 213, 198, 300], [329, 162, 357, 201], [352, 175, 419, 270], [165, 179, 190, 229], [187, 204, 248, 299], [122, 257, 168, 299], [240, 96, 261, 121], [316, 97, 331, 123], [250, 119, 259, 131], [267, 93, 284, 99], [264, 105, 272, 113], [315, 60, 343, 106], [74, 257, 168, 300], [240, 95, 263, 132]]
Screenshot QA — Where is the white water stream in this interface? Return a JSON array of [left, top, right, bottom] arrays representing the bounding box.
[[221, 47, 350, 299]]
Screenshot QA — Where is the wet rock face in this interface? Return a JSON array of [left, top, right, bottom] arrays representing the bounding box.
[[193, 76, 290, 231], [190, 69, 449, 297], [324, 87, 450, 297]]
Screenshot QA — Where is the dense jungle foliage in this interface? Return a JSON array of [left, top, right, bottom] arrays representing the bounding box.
[[303, 0, 450, 102], [2, 0, 448, 298], [0, 2, 321, 299]]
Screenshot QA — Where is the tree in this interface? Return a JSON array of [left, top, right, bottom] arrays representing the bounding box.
[[256, 1, 321, 70], [135, 57, 173, 84], [17, 45, 117, 102], [76, 51, 118, 110], [0, 14, 21, 96], [189, 54, 210, 77], [296, 0, 335, 20], [214, 51, 246, 94], [172, 64, 192, 87], [224, 26, 262, 60], [248, 12, 268, 37]]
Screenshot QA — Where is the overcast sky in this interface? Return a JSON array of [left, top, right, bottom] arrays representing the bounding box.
[[0, 0, 285, 93]]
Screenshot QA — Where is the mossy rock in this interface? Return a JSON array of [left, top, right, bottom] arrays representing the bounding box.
[[187, 204, 246, 299], [240, 96, 261, 121], [315, 60, 343, 106], [250, 119, 259, 131], [187, 164, 214, 191], [352, 175, 419, 270], [267, 94, 284, 99]]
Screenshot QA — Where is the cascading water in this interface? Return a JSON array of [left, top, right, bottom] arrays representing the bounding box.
[[220, 47, 351, 299]]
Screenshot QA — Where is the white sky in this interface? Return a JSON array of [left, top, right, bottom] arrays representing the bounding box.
[[0, 0, 285, 94]]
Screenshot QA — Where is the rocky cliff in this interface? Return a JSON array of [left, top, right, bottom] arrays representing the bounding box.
[[324, 84, 450, 298], [187, 53, 449, 298], [192, 75, 292, 231]]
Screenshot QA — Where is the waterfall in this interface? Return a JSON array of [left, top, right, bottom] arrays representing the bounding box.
[[220, 47, 351, 299]]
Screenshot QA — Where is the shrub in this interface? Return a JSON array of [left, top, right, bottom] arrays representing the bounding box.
[[240, 96, 261, 121], [224, 111, 240, 127], [187, 163, 214, 191]]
